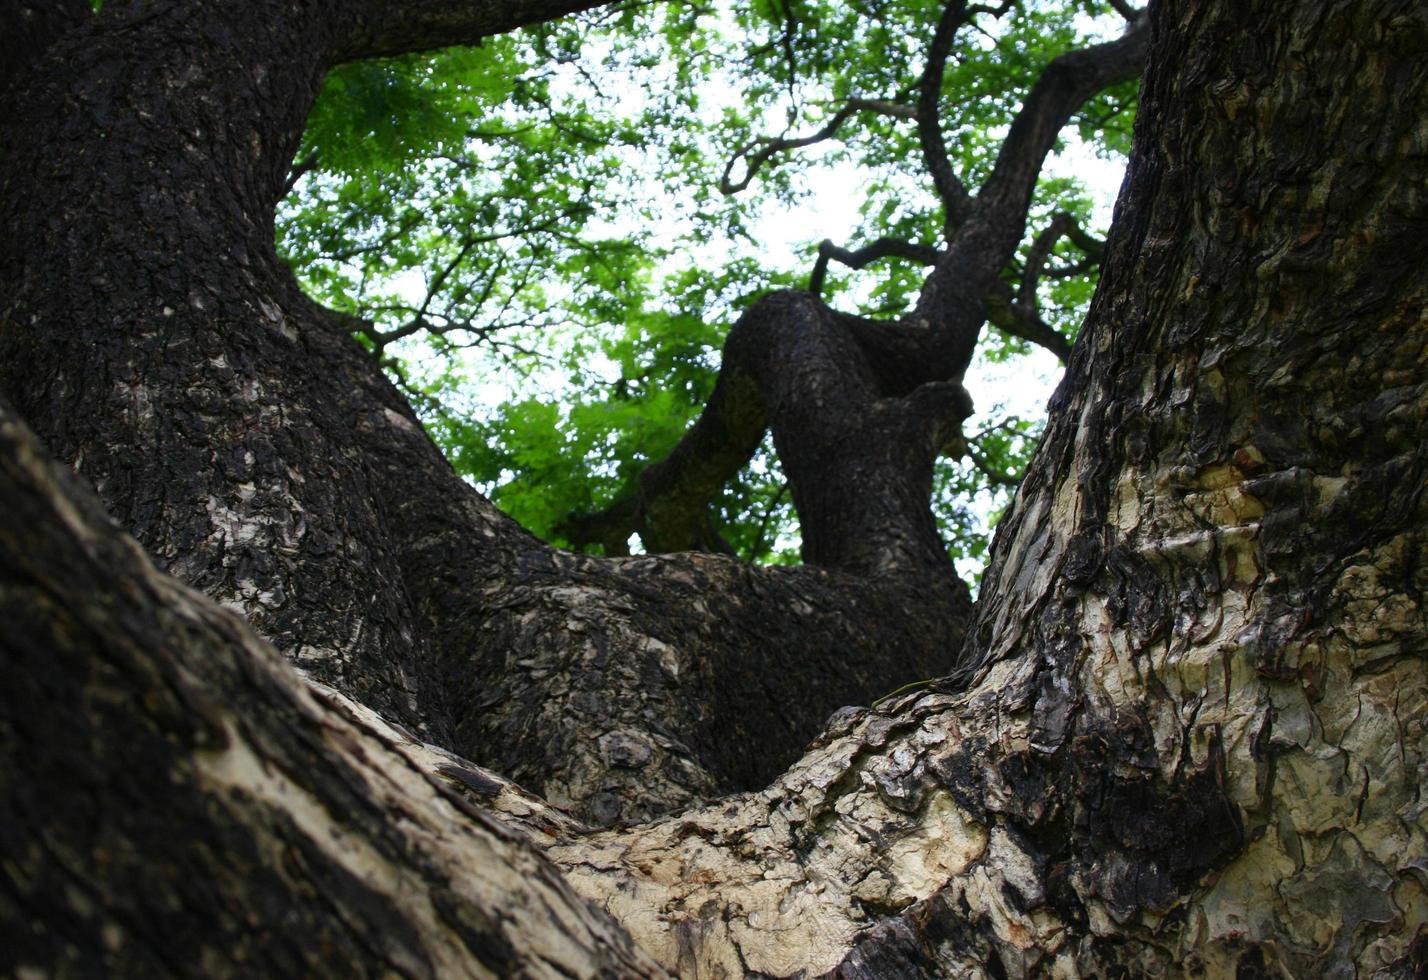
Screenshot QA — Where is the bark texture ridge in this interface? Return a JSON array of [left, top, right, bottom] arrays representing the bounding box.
[[552, 1, 1428, 973]]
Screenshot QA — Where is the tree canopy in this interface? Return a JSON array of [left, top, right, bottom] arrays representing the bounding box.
[[278, 0, 1138, 574]]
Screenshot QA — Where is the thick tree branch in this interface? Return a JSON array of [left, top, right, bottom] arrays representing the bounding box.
[[569, 291, 971, 576], [0, 397, 667, 978], [336, 0, 616, 63], [916, 0, 977, 234], [907, 14, 1148, 379], [974, 15, 1149, 238]]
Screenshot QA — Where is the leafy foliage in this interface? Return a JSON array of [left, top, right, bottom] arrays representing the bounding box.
[[276, 0, 1137, 576]]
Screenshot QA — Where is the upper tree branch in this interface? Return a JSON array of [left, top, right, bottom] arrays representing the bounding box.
[[983, 281, 1073, 362], [1016, 211, 1103, 309], [809, 237, 940, 298], [335, 0, 616, 64], [908, 14, 1148, 378], [917, 0, 976, 234], [281, 152, 320, 198], [966, 442, 1021, 486], [973, 15, 1149, 240], [720, 99, 915, 195]]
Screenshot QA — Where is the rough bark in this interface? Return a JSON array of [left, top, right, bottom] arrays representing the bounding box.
[[552, 1, 1428, 974], [0, 400, 663, 978], [2, 0, 1427, 976], [0, 0, 967, 827], [0, 0, 90, 96]]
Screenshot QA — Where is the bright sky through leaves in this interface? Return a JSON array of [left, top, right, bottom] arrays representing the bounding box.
[[277, 0, 1137, 582]]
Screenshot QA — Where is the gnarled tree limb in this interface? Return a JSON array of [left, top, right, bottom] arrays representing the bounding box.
[[916, 0, 977, 235], [909, 13, 1149, 378]]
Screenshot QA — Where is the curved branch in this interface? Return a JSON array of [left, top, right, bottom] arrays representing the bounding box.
[[562, 292, 971, 576], [908, 14, 1149, 378], [984, 280, 1074, 362], [965, 442, 1021, 486], [974, 15, 1150, 237], [280, 151, 319, 197], [1016, 211, 1103, 309], [808, 237, 941, 298], [0, 397, 668, 977], [719, 99, 914, 195]]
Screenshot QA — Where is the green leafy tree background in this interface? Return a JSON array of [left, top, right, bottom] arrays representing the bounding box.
[[277, 0, 1136, 580]]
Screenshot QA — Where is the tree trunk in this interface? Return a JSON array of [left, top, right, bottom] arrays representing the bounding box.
[[2, 0, 1427, 977], [0, 0, 968, 827], [552, 1, 1428, 973]]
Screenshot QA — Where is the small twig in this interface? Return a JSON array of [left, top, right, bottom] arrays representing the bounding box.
[[966, 444, 1021, 486], [281, 152, 319, 197], [719, 97, 915, 194]]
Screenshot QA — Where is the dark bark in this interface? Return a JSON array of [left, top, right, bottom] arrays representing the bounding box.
[[337, 0, 614, 62], [0, 0, 968, 827], [0, 0, 90, 96], [554, 3, 1428, 974]]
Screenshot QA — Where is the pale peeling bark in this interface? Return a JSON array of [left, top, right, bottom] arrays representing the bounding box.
[[0, 400, 664, 978], [534, 1, 1428, 974]]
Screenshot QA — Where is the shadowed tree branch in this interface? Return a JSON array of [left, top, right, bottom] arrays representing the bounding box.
[[984, 281, 1073, 362], [569, 11, 1147, 562], [336, 0, 616, 63], [916, 0, 978, 235], [808, 237, 941, 298], [910, 13, 1149, 376], [969, 14, 1149, 244]]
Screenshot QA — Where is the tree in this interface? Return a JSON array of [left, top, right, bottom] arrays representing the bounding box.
[[2, 0, 1426, 976], [275, 0, 1136, 573]]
